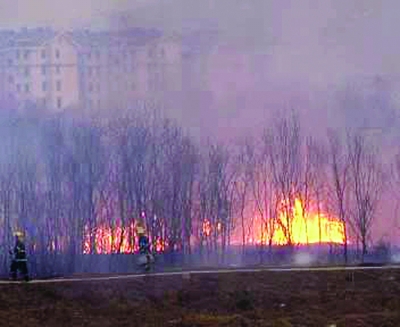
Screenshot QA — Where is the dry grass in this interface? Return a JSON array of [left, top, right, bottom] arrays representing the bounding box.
[[1, 269, 400, 327]]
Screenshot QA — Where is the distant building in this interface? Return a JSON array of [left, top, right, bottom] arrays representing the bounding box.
[[0, 28, 80, 111], [0, 27, 183, 113], [72, 28, 161, 111]]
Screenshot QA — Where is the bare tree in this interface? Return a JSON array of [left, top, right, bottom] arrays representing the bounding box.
[[296, 136, 315, 245], [307, 138, 329, 245], [327, 130, 351, 262], [264, 110, 302, 247], [251, 134, 278, 258], [197, 142, 235, 262], [65, 122, 105, 257], [233, 136, 255, 254], [347, 131, 383, 261], [177, 136, 198, 257]]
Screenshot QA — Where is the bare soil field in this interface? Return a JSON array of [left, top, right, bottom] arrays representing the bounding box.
[[1, 268, 400, 327]]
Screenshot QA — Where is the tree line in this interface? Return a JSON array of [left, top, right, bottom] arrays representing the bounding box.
[[0, 105, 393, 274]]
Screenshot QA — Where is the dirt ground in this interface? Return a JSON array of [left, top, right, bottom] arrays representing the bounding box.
[[1, 268, 400, 327]]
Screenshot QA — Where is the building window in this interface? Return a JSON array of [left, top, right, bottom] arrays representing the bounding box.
[[88, 83, 93, 92], [42, 98, 47, 107], [8, 75, 13, 83], [88, 67, 92, 76], [56, 80, 61, 91], [55, 49, 60, 59], [16, 84, 21, 92], [41, 65, 46, 75], [25, 84, 29, 93], [42, 81, 47, 92], [23, 50, 29, 60], [41, 49, 46, 59], [16, 50, 20, 59], [56, 65, 61, 74], [96, 51, 100, 60], [24, 67, 30, 77], [8, 58, 12, 66], [57, 97, 62, 108]]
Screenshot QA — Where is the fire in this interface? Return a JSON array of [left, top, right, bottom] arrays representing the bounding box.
[[272, 198, 345, 245], [83, 222, 167, 254], [202, 220, 212, 237], [203, 198, 345, 246], [84, 198, 345, 253]]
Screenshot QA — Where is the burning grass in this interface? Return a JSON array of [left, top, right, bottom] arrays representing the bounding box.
[[1, 269, 400, 327], [84, 198, 346, 256]]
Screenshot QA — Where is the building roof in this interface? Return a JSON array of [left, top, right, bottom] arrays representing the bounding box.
[[0, 28, 56, 48], [0, 27, 163, 50], [71, 28, 163, 49]]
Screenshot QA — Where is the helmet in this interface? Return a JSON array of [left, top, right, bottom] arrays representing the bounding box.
[[136, 220, 146, 234], [13, 231, 24, 238]]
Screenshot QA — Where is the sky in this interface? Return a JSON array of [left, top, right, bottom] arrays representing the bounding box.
[[1, 0, 400, 240]]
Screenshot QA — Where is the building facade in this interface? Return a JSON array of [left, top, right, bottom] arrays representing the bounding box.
[[0, 27, 183, 113], [0, 28, 80, 111]]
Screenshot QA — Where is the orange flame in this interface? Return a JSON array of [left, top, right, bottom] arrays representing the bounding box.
[[84, 198, 345, 253], [273, 198, 345, 245], [204, 198, 345, 246], [83, 222, 167, 254]]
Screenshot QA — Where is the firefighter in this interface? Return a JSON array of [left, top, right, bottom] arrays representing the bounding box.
[[136, 220, 149, 254], [9, 231, 29, 282], [136, 220, 151, 270]]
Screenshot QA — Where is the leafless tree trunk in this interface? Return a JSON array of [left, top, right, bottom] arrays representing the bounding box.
[[265, 110, 302, 247], [327, 129, 350, 263], [234, 137, 254, 255], [251, 134, 277, 260], [307, 139, 328, 245], [347, 131, 383, 262], [297, 136, 315, 245]]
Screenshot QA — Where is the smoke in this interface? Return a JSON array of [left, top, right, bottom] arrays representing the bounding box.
[[390, 253, 400, 264], [2, 0, 400, 137], [1, 1, 400, 245], [292, 251, 316, 267]]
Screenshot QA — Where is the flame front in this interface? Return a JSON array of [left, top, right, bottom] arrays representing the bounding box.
[[227, 198, 345, 246], [83, 222, 167, 254], [84, 198, 345, 253], [272, 198, 345, 245]]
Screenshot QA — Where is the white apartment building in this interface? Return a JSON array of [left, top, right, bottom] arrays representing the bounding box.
[[73, 29, 183, 112], [0, 28, 80, 111], [0, 28, 183, 113]]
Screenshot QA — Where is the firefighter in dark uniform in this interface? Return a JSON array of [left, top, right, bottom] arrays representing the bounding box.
[[136, 221, 152, 271], [9, 231, 29, 281]]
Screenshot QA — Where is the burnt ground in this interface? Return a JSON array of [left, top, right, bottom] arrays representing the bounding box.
[[1, 268, 400, 327]]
